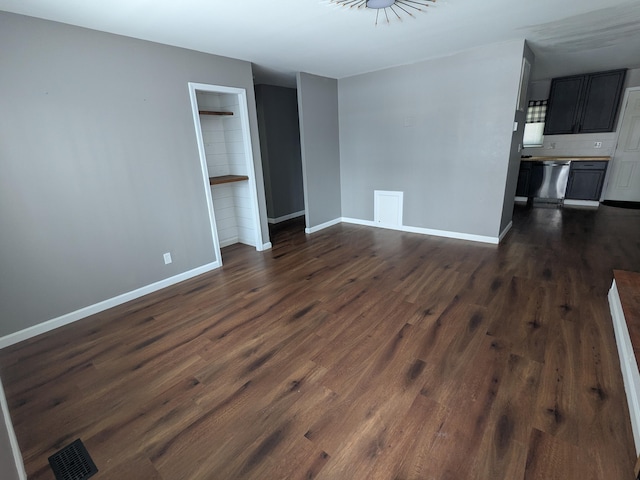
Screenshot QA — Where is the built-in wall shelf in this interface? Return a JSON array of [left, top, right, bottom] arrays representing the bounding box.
[[199, 110, 233, 116], [209, 175, 249, 186]]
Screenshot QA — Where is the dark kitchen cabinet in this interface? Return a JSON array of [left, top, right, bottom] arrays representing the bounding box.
[[516, 161, 532, 197], [565, 161, 607, 200], [544, 69, 626, 135], [544, 76, 584, 135]]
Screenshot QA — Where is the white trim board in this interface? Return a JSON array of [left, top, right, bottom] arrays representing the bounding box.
[[341, 217, 500, 244], [219, 236, 240, 248], [188, 83, 223, 267], [220, 239, 272, 250], [564, 199, 600, 208], [188, 82, 268, 265], [0, 378, 26, 480], [609, 280, 640, 455], [499, 221, 513, 242], [0, 261, 220, 350], [516, 198, 599, 208], [268, 211, 305, 224], [305, 218, 341, 234]]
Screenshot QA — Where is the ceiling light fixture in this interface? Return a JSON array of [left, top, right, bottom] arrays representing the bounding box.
[[330, 0, 436, 26]]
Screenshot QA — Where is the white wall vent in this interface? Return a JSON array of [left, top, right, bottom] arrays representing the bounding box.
[[374, 190, 403, 227]]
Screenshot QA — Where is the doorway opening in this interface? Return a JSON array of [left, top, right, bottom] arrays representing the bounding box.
[[254, 84, 306, 244], [188, 83, 267, 265]]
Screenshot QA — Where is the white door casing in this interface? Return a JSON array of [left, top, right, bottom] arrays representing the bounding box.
[[605, 88, 640, 202], [188, 82, 266, 267]]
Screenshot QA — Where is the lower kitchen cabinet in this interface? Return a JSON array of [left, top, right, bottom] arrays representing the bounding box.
[[565, 161, 607, 200], [516, 161, 532, 197]]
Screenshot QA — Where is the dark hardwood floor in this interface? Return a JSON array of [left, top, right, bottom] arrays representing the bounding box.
[[2, 204, 640, 479]]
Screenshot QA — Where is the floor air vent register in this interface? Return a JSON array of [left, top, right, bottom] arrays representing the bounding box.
[[48, 438, 98, 480]]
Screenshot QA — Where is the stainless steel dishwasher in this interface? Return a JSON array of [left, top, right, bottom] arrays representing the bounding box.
[[529, 161, 571, 202]]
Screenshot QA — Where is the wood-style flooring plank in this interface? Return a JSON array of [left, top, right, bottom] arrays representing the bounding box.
[[471, 353, 542, 480], [524, 428, 597, 480], [1, 206, 639, 479]]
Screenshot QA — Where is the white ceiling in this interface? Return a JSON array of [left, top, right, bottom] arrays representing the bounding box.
[[2, 0, 640, 86]]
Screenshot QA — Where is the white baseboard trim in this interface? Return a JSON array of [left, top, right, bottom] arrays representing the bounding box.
[[305, 218, 341, 234], [0, 378, 27, 480], [221, 239, 265, 250], [609, 280, 640, 455], [219, 236, 239, 248], [401, 224, 499, 245], [259, 242, 272, 251], [564, 199, 600, 207], [0, 261, 221, 350], [341, 217, 500, 244], [341, 217, 376, 228], [499, 221, 513, 242], [268, 211, 305, 224]]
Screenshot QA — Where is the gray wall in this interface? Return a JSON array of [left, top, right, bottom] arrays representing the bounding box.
[[0, 12, 268, 338], [296, 73, 342, 229], [499, 42, 535, 233], [338, 40, 526, 238], [255, 85, 304, 220]]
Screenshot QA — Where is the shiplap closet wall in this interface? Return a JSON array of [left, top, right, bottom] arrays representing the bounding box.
[[197, 92, 256, 248]]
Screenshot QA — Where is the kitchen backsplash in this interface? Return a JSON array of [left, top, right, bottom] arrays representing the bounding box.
[[521, 131, 616, 157]]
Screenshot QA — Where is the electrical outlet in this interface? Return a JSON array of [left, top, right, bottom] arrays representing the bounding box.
[[163, 252, 172, 265], [594, 141, 602, 148]]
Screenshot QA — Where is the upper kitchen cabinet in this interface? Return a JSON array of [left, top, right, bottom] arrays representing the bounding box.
[[543, 75, 584, 134], [544, 69, 626, 135]]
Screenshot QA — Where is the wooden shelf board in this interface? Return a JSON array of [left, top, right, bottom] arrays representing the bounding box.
[[199, 110, 233, 116], [209, 175, 249, 186]]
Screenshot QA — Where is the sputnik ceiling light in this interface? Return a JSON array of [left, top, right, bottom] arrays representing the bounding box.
[[330, 0, 436, 26]]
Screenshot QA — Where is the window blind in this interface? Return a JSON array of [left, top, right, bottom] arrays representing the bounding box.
[[526, 100, 547, 123]]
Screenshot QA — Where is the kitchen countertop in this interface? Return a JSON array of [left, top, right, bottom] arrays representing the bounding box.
[[521, 156, 611, 162]]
